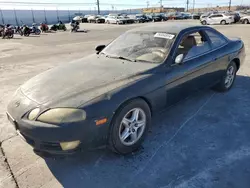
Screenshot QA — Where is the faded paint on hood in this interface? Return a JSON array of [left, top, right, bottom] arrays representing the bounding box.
[[20, 54, 157, 107]]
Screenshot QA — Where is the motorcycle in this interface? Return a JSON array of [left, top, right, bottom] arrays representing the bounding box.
[[40, 23, 49, 33], [22, 25, 31, 36], [30, 25, 41, 35], [70, 22, 80, 32], [0, 25, 4, 37], [15, 26, 23, 36], [2, 25, 14, 39], [50, 23, 67, 31]]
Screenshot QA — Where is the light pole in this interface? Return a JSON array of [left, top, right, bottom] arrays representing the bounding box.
[[0, 8, 4, 24], [31, 8, 35, 23], [14, 8, 18, 26], [44, 8, 48, 24]]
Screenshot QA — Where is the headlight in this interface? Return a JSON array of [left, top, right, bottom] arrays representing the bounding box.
[[37, 108, 86, 124], [28, 108, 40, 120]]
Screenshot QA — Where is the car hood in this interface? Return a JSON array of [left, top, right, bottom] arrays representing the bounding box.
[[20, 54, 157, 108]]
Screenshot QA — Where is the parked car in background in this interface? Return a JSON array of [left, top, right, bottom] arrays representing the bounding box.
[[201, 14, 234, 25], [82, 15, 90, 23], [192, 13, 201, 20], [150, 14, 162, 22], [105, 16, 127, 24], [181, 12, 192, 19], [128, 15, 145, 23], [229, 13, 241, 23], [87, 15, 105, 23], [122, 16, 135, 24], [240, 15, 250, 24]]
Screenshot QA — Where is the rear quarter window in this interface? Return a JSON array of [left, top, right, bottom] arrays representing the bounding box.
[[205, 30, 227, 48]]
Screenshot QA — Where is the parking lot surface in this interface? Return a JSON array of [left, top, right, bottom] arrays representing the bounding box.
[[0, 21, 250, 188]]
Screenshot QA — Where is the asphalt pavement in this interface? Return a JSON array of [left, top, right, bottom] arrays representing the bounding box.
[[0, 21, 250, 188]]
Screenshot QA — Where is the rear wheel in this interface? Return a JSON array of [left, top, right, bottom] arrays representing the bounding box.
[[212, 61, 237, 92], [108, 99, 151, 154], [220, 20, 226, 25]]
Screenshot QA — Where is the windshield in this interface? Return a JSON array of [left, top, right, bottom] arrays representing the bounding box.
[[102, 31, 175, 63]]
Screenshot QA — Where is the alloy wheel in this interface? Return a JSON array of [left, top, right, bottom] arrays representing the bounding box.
[[119, 108, 146, 146], [225, 66, 235, 88]]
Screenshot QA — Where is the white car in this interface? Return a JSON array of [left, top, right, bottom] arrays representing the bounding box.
[[240, 15, 250, 24], [201, 14, 234, 25], [105, 16, 126, 24]]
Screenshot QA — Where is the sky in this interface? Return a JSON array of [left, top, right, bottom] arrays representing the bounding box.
[[0, 0, 249, 10]]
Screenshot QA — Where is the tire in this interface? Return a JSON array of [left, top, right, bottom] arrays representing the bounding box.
[[243, 19, 249, 24], [201, 20, 207, 25], [212, 61, 237, 92], [220, 20, 226, 25], [107, 20, 110, 24], [108, 99, 151, 154]]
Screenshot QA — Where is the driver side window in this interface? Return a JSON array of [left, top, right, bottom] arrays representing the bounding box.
[[176, 31, 211, 62]]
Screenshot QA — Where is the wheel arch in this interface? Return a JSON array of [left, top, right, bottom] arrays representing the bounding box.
[[107, 96, 153, 144], [232, 58, 240, 71]]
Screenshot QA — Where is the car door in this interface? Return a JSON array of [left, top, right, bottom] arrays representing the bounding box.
[[165, 30, 214, 106], [203, 29, 230, 80], [215, 14, 223, 24]]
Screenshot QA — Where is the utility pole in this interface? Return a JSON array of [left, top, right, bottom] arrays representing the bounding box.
[[0, 8, 4, 24], [159, 0, 162, 12], [97, 0, 100, 15], [229, 0, 232, 11], [186, 0, 189, 12], [193, 0, 195, 12], [147, 1, 149, 8]]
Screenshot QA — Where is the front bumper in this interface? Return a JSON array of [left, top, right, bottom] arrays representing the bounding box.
[[7, 111, 109, 157]]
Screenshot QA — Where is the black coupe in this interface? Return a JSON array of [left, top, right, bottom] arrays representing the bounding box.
[[7, 23, 245, 156]]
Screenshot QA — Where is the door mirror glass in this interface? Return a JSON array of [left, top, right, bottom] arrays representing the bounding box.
[[175, 54, 184, 64], [95, 45, 106, 53]]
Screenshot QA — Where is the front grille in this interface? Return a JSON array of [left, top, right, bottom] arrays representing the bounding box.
[[40, 142, 61, 151]]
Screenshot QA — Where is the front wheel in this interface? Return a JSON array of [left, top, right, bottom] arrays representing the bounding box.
[[201, 20, 207, 25], [243, 19, 249, 24], [108, 99, 151, 154], [212, 62, 237, 92], [220, 20, 226, 25]]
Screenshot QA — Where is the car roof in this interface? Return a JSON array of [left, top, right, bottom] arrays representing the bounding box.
[[128, 23, 208, 34]]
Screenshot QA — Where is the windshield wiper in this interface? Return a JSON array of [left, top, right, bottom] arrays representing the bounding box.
[[135, 59, 154, 63], [105, 54, 135, 62]]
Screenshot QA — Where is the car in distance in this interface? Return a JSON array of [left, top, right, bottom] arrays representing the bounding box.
[[105, 15, 126, 24], [201, 13, 234, 25], [7, 23, 245, 157], [240, 15, 250, 24], [87, 15, 105, 23]]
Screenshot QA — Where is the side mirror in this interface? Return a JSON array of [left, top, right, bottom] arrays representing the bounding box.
[[95, 45, 106, 54], [175, 54, 184, 64]]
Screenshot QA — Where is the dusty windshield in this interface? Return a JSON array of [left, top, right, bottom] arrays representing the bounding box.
[[102, 31, 175, 63]]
